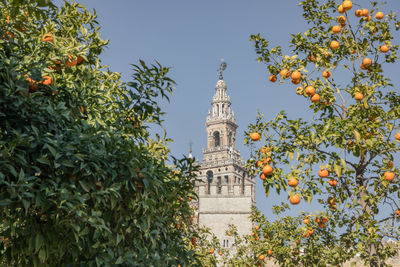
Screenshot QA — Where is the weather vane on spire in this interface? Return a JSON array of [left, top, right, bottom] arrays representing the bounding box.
[[218, 59, 227, 80]]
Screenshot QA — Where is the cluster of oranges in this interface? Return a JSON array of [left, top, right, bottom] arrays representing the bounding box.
[[268, 1, 391, 104]]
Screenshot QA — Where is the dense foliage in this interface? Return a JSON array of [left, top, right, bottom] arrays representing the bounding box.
[[0, 0, 197, 266]]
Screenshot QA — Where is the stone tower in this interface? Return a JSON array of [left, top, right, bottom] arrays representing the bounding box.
[[193, 63, 255, 249]]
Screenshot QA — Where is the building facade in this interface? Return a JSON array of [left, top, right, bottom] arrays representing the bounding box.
[[193, 73, 255, 249]]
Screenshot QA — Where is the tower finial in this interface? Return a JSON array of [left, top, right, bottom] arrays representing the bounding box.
[[218, 59, 227, 80]]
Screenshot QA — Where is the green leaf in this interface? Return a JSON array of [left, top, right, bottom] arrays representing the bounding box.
[[35, 233, 44, 253], [334, 163, 341, 178], [354, 130, 361, 144], [0, 199, 12, 206], [115, 256, 123, 264]]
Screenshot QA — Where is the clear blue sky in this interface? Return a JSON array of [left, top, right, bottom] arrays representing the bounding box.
[[67, 0, 400, 220]]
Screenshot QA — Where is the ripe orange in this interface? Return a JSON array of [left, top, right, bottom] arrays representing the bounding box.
[[296, 87, 304, 95], [210, 249, 215, 254], [305, 86, 315, 96], [288, 178, 299, 187], [329, 179, 338, 187], [303, 217, 310, 224], [280, 69, 290, 79], [219, 251, 223, 256], [380, 45, 389, 53], [259, 254, 265, 261], [263, 165, 273, 176], [364, 15, 372, 22], [263, 157, 272, 164], [342, 1, 352, 11], [330, 40, 340, 50], [338, 16, 346, 24], [250, 132, 261, 141], [291, 78, 301, 85], [318, 223, 325, 228], [77, 55, 84, 64], [322, 217, 328, 223], [66, 55, 78, 67], [42, 76, 53, 85], [384, 171, 395, 182], [395, 133, 400, 140], [318, 169, 329, 178], [255, 225, 260, 230], [256, 160, 262, 167], [360, 64, 368, 70], [311, 94, 320, 103], [361, 9, 369, 17], [267, 249, 272, 256], [332, 25, 341, 34], [315, 217, 321, 223], [269, 74, 277, 82], [354, 92, 364, 101], [261, 147, 267, 154], [308, 228, 314, 235], [291, 70, 301, 80], [328, 197, 336, 206], [355, 9, 362, 17], [289, 194, 301, 205], [337, 5, 344, 14], [375, 11, 384, 20], [362, 58, 372, 67], [302, 232, 310, 238], [41, 33, 53, 42], [396, 209, 400, 216], [322, 70, 331, 78]]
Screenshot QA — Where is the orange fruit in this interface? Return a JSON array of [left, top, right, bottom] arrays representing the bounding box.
[[291, 71, 301, 80], [256, 160, 262, 167], [384, 171, 395, 182], [255, 225, 260, 230], [355, 9, 362, 17], [354, 92, 364, 101], [375, 11, 384, 20], [302, 232, 310, 238], [338, 5, 345, 14], [364, 15, 372, 21], [263, 157, 272, 164], [303, 217, 310, 224], [330, 40, 340, 50], [315, 217, 321, 223], [322, 70, 331, 78], [338, 16, 346, 24], [362, 58, 372, 67], [322, 218, 328, 223], [219, 251, 223, 256], [318, 223, 325, 228], [280, 69, 290, 79], [305, 86, 315, 96], [329, 179, 338, 187], [318, 169, 329, 178], [342, 1, 352, 11], [311, 94, 320, 103], [395, 133, 400, 140], [267, 249, 272, 256], [288, 178, 299, 187], [332, 25, 341, 34], [328, 197, 336, 206], [77, 55, 84, 64], [289, 194, 301, 205], [308, 229, 314, 235], [308, 55, 315, 61], [360, 64, 368, 70], [396, 209, 400, 216], [259, 254, 265, 261], [66, 55, 78, 67], [296, 87, 304, 95], [41, 33, 53, 42], [263, 165, 273, 176], [291, 78, 301, 85], [42, 76, 53, 85], [250, 132, 261, 141], [269, 74, 277, 82], [380, 45, 389, 53], [361, 9, 369, 17]]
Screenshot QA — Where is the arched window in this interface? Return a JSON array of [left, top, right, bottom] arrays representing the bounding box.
[[206, 170, 213, 194], [228, 132, 232, 146], [213, 131, 220, 147]]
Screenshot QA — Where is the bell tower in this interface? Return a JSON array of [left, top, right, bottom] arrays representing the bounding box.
[[194, 62, 255, 250]]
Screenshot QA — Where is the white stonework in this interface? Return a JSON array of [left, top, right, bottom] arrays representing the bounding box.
[[193, 77, 255, 249]]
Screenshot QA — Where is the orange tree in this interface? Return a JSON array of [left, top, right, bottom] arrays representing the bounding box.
[[0, 0, 198, 266], [245, 0, 400, 266]]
